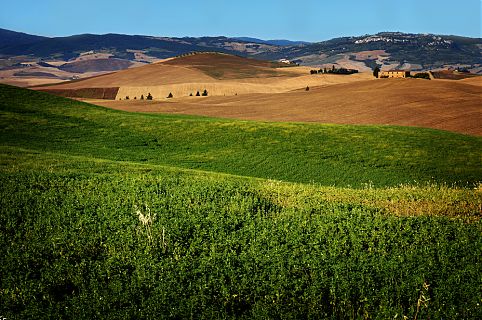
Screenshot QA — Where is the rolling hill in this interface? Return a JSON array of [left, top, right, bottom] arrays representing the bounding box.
[[91, 77, 482, 136], [1, 28, 480, 76], [0, 28, 48, 48], [33, 52, 373, 99], [31, 51, 481, 136], [0, 32, 273, 60], [2, 83, 481, 188], [272, 32, 482, 71]]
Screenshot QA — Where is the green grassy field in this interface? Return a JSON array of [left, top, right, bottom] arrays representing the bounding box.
[[0, 84, 481, 319], [1, 84, 480, 188]]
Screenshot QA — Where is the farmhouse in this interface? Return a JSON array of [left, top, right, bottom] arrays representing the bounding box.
[[379, 70, 411, 78]]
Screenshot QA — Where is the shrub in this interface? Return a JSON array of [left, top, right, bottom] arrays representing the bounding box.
[[202, 89, 208, 96], [141, 95, 144, 100], [373, 66, 381, 78], [146, 93, 153, 100], [167, 92, 173, 98], [412, 72, 431, 80], [196, 91, 200, 96]]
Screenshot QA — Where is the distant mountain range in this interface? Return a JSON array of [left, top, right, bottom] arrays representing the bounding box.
[[0, 28, 48, 47], [1, 28, 481, 73], [233, 37, 310, 46]]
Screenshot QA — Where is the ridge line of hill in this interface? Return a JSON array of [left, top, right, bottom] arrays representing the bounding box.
[[1, 28, 480, 72]]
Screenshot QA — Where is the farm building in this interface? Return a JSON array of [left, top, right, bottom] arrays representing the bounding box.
[[379, 70, 411, 78]]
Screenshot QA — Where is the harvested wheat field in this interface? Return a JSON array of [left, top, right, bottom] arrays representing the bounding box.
[[89, 78, 482, 136], [459, 77, 482, 86], [33, 52, 373, 99]]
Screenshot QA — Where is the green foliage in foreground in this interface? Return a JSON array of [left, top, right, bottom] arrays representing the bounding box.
[[1, 168, 481, 319], [0, 84, 481, 318], [0, 84, 480, 188]]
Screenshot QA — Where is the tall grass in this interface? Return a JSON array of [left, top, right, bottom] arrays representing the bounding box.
[[1, 169, 481, 319]]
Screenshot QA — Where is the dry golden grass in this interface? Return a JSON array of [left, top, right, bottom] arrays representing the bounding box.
[[113, 72, 373, 100], [0, 77, 67, 87], [459, 77, 482, 86]]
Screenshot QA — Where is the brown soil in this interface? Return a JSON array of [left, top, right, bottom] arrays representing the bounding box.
[[88, 78, 482, 136], [40, 87, 119, 99]]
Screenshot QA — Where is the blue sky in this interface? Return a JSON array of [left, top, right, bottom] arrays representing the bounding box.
[[1, 0, 481, 41]]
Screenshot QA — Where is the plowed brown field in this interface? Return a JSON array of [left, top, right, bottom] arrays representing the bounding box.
[[88, 78, 482, 136]]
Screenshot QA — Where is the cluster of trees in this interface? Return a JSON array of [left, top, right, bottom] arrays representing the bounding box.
[[122, 93, 153, 100], [121, 90, 210, 100], [310, 65, 358, 75], [168, 89, 209, 98], [455, 67, 470, 73], [189, 89, 209, 97], [411, 72, 431, 80]]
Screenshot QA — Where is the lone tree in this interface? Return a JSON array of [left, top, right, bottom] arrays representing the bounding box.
[[196, 91, 200, 96], [125, 96, 129, 100], [305, 86, 310, 91], [189, 93, 193, 96], [202, 89, 208, 96], [141, 94, 144, 100], [167, 92, 173, 98], [373, 66, 380, 78], [146, 93, 153, 100]]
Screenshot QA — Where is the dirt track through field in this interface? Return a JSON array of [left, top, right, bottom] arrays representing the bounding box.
[[88, 78, 482, 136]]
